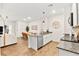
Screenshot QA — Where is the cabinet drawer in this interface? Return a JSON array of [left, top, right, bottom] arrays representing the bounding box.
[[0, 37, 4, 47]]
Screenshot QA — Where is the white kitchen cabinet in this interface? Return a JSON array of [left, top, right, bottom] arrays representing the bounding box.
[[0, 23, 17, 47], [5, 34, 17, 45], [0, 34, 17, 47], [0, 36, 4, 47], [28, 35, 43, 51], [28, 36, 37, 50], [28, 33, 52, 51], [37, 36, 43, 48], [4, 22, 17, 46], [43, 34, 52, 45]]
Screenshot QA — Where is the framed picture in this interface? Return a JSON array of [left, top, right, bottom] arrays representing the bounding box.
[[31, 25, 38, 30], [52, 21, 60, 29]]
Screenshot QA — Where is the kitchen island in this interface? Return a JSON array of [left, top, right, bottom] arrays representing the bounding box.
[[28, 32, 52, 51]]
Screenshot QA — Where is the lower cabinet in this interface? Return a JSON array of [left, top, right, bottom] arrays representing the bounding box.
[[28, 36, 37, 50], [0, 36, 4, 47], [28, 33, 53, 51], [28, 35, 43, 51], [5, 34, 17, 45], [0, 34, 17, 47], [43, 34, 52, 45], [37, 36, 43, 48]]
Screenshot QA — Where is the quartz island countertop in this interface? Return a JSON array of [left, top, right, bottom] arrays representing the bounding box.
[[29, 32, 52, 37]]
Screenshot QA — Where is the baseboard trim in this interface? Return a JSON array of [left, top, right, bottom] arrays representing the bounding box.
[[1, 43, 17, 48]]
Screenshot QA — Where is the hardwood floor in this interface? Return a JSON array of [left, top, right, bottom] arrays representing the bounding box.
[[1, 38, 59, 56]]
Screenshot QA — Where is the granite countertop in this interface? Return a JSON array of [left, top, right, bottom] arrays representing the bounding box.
[[61, 34, 78, 43], [57, 41, 79, 54], [57, 34, 79, 54], [42, 32, 52, 35], [29, 32, 52, 37]]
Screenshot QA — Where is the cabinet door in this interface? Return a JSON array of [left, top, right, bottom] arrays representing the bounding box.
[[44, 35, 50, 45], [0, 36, 4, 47], [37, 36, 43, 48], [43, 34, 52, 45], [5, 23, 17, 46], [9, 35, 16, 44], [43, 35, 47, 45], [47, 34, 52, 42], [5, 34, 17, 45], [29, 36, 37, 50]]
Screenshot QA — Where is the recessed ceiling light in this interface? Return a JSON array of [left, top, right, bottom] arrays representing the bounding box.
[[23, 18, 26, 21], [52, 10, 56, 14], [27, 17, 31, 19]]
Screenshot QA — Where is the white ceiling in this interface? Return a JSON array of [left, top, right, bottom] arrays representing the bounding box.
[[0, 3, 72, 22]]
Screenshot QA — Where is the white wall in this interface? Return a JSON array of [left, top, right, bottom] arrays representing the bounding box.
[[0, 3, 3, 14], [0, 4, 4, 26], [16, 21, 28, 37], [0, 4, 4, 36], [48, 14, 64, 42], [29, 20, 42, 33]]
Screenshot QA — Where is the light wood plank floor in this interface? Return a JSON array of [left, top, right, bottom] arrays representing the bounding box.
[[1, 38, 59, 56]]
